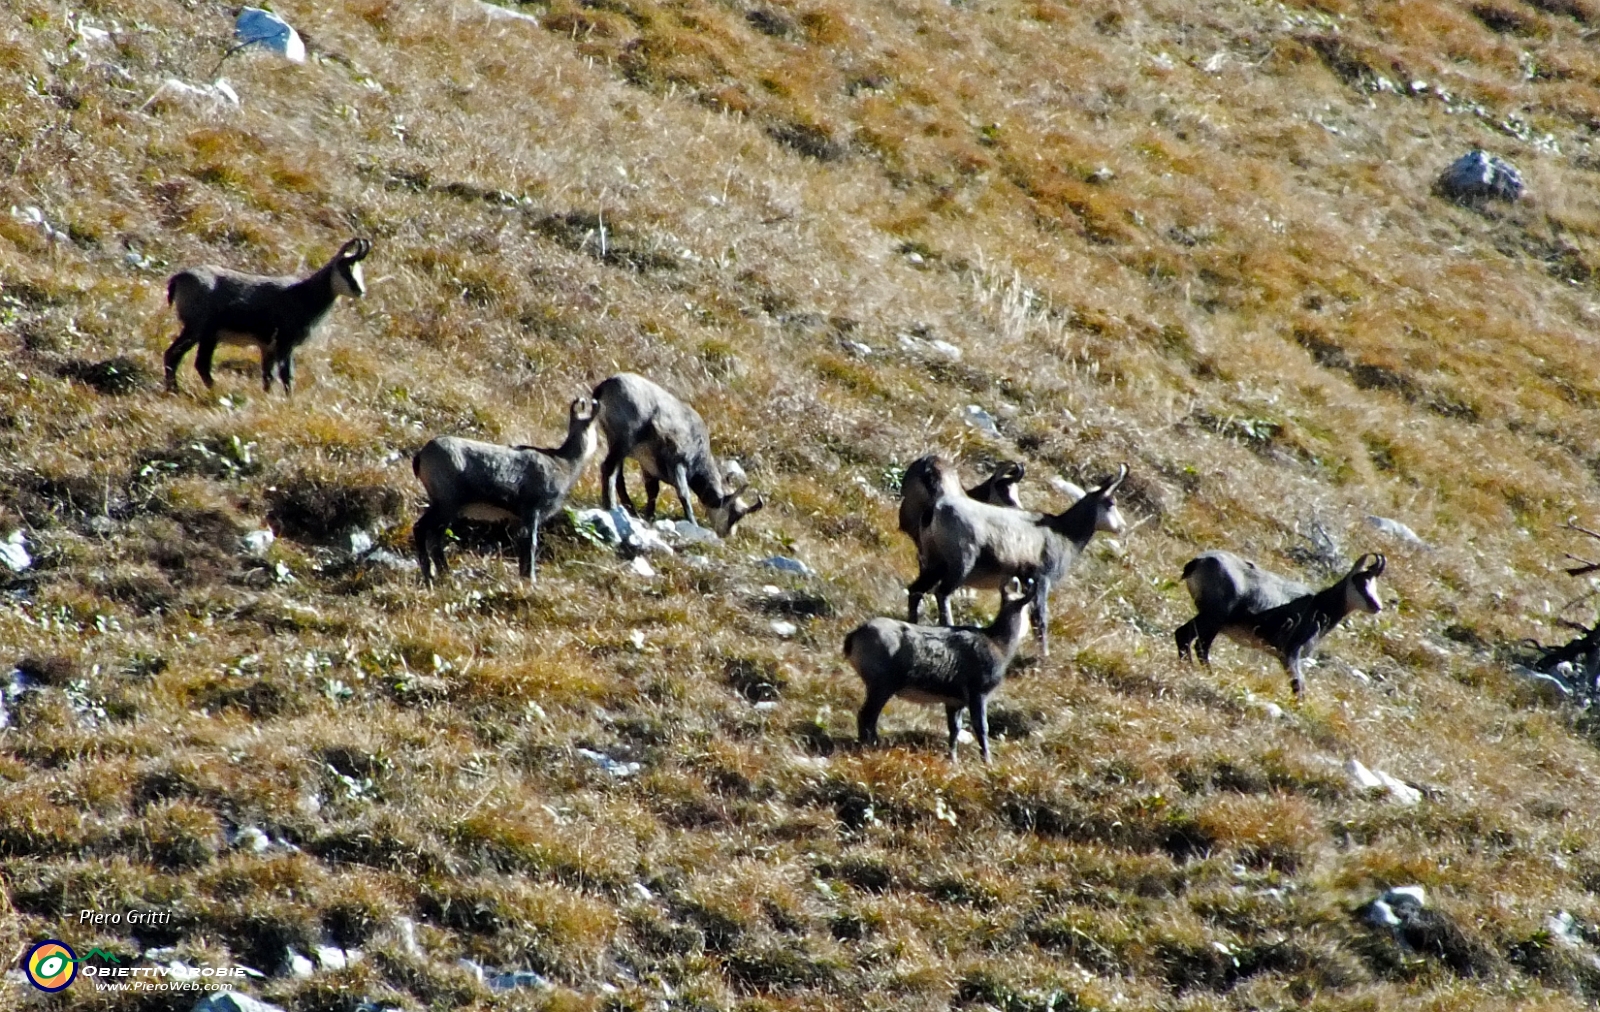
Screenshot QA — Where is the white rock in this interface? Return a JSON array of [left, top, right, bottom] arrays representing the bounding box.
[[628, 630, 646, 650], [1374, 769, 1422, 806], [147, 77, 240, 109], [771, 620, 798, 638], [929, 340, 962, 360], [476, 0, 540, 22], [348, 530, 374, 556], [1049, 477, 1086, 502], [233, 826, 271, 853], [236, 7, 305, 62], [241, 529, 275, 557], [631, 882, 654, 901], [762, 555, 813, 577], [1512, 664, 1573, 700], [314, 945, 348, 971], [486, 970, 552, 992], [673, 520, 719, 544], [962, 405, 1000, 435], [627, 529, 675, 556], [1347, 759, 1422, 805], [577, 747, 641, 778], [629, 556, 656, 578], [1547, 910, 1584, 948], [286, 949, 315, 978], [0, 531, 31, 572], [1347, 759, 1385, 791], [571, 508, 623, 545], [394, 916, 422, 958], [1366, 515, 1428, 548], [193, 994, 289, 1012], [1384, 885, 1426, 907]]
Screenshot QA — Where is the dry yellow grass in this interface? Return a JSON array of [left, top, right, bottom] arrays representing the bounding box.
[[3, 0, 1600, 1008]]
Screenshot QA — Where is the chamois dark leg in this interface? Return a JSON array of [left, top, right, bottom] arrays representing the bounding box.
[[414, 504, 453, 585], [276, 351, 294, 396], [944, 704, 962, 761], [857, 686, 893, 746], [1033, 577, 1052, 657], [672, 463, 699, 528], [1175, 618, 1199, 662], [642, 476, 662, 521], [518, 513, 541, 582], [599, 450, 629, 511], [164, 325, 202, 392], [906, 565, 942, 624], [194, 333, 221, 389], [969, 688, 991, 763]]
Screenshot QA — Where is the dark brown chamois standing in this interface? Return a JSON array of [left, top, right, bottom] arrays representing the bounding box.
[[164, 237, 371, 395], [1176, 550, 1386, 695]]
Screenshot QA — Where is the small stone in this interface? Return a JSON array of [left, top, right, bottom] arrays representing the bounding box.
[[286, 948, 315, 978], [348, 530, 374, 555], [0, 531, 32, 572], [674, 520, 719, 544], [193, 994, 289, 1012], [1050, 477, 1086, 502], [631, 882, 654, 901], [962, 405, 1000, 435], [762, 555, 813, 577], [629, 556, 656, 578], [628, 630, 646, 650], [1366, 514, 1428, 548], [241, 529, 275, 557], [771, 620, 798, 638]]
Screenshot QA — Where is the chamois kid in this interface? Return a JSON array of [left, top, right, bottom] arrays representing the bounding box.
[[846, 578, 1037, 762], [412, 397, 598, 584]]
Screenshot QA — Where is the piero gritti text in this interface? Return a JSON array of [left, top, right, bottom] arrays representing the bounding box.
[[79, 908, 173, 926]]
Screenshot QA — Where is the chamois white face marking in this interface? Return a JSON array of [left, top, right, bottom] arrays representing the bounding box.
[[1347, 577, 1383, 615], [334, 260, 366, 298], [1096, 497, 1127, 535]]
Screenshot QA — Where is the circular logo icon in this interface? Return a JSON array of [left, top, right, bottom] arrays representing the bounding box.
[[25, 940, 77, 992]]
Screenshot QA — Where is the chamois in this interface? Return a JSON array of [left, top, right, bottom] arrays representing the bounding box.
[[592, 372, 763, 537], [1175, 550, 1386, 695], [909, 464, 1128, 656], [164, 237, 371, 394], [412, 397, 598, 584], [846, 578, 1037, 762], [897, 455, 1024, 550]]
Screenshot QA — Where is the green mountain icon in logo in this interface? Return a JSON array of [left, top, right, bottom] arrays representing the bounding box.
[[73, 948, 121, 964]]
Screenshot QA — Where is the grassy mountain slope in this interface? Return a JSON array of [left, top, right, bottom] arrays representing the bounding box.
[[4, 0, 1600, 1008]]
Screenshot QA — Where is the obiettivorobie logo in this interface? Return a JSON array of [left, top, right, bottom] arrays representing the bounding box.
[[21, 938, 247, 994], [24, 940, 81, 992]]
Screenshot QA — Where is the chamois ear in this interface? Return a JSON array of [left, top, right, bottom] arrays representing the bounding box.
[[996, 461, 1025, 483], [1367, 553, 1386, 577], [338, 237, 372, 262], [569, 396, 596, 421]]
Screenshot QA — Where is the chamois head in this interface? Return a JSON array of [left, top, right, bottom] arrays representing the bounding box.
[[330, 238, 373, 298], [1343, 553, 1386, 616], [1086, 463, 1129, 535], [707, 483, 765, 538]]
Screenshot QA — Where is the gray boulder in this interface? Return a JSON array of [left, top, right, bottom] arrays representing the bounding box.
[[1436, 150, 1524, 204]]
